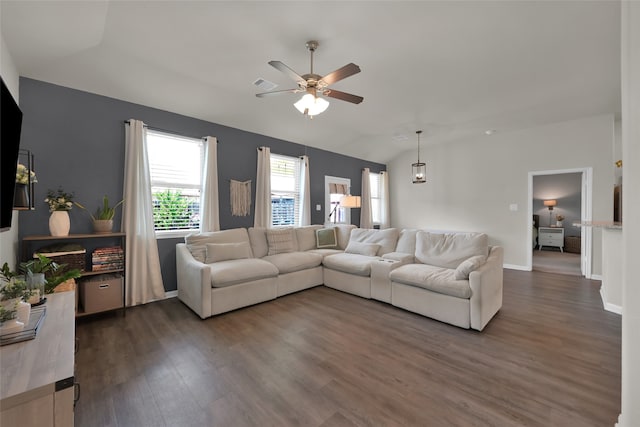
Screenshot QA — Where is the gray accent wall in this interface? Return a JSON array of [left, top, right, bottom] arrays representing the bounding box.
[[17, 78, 385, 291]]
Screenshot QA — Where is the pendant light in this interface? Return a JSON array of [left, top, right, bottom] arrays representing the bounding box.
[[412, 130, 426, 184]]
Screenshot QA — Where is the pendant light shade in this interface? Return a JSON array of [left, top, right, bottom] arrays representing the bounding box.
[[412, 130, 426, 184]]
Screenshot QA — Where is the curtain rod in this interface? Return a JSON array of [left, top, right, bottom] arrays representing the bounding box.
[[123, 120, 217, 142]]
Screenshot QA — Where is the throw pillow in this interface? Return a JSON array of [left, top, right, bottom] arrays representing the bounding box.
[[454, 255, 487, 280], [266, 228, 297, 255], [345, 241, 381, 257], [316, 227, 338, 249], [187, 244, 207, 263], [205, 242, 253, 264]]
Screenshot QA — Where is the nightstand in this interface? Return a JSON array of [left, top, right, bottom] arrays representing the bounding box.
[[538, 227, 564, 252]]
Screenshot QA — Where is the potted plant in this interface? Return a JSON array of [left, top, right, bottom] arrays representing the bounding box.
[[44, 188, 74, 236], [1, 265, 34, 325], [19, 254, 82, 296], [75, 195, 124, 233], [556, 214, 565, 227], [14, 162, 37, 208]]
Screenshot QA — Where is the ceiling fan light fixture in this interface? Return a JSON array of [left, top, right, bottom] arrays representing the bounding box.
[[294, 93, 329, 117]]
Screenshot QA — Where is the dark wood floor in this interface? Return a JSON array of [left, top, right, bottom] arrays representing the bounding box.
[[75, 269, 621, 427]]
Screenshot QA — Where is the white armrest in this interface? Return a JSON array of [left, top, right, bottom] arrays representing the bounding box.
[[469, 246, 504, 331], [176, 243, 212, 319]]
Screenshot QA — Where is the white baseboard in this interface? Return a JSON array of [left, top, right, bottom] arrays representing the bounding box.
[[600, 287, 622, 315], [503, 263, 530, 271], [591, 274, 603, 281], [165, 290, 178, 299]]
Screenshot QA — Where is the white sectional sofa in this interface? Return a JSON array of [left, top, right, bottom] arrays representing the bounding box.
[[176, 225, 503, 331]]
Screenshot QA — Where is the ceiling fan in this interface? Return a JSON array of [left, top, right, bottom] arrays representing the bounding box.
[[256, 40, 363, 117]]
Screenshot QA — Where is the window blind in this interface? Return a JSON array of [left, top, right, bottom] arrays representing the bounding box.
[[270, 154, 301, 226]]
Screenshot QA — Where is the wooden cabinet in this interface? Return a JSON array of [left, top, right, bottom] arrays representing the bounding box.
[[21, 232, 126, 317], [538, 227, 564, 252], [0, 292, 76, 427]]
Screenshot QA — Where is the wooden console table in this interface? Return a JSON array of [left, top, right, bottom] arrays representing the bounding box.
[[0, 292, 76, 426]]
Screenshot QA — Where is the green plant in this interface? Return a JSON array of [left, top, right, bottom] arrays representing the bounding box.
[[75, 195, 124, 221], [0, 305, 17, 323], [1, 262, 17, 281], [19, 254, 81, 294], [0, 278, 33, 301], [44, 187, 74, 212]]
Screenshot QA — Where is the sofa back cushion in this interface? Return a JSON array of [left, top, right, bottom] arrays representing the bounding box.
[[396, 229, 418, 254], [248, 227, 268, 258], [349, 228, 399, 256], [415, 231, 488, 269], [185, 228, 252, 262], [295, 225, 323, 251], [332, 224, 357, 250], [205, 242, 253, 264], [266, 227, 298, 255]]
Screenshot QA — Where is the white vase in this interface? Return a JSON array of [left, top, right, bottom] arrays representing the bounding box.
[[49, 210, 70, 236], [93, 219, 113, 234], [16, 301, 31, 325], [556, 221, 563, 227]]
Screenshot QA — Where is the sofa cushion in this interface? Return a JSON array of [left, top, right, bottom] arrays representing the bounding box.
[[248, 227, 268, 258], [316, 227, 338, 249], [345, 241, 381, 257], [323, 253, 379, 277], [186, 244, 207, 263], [266, 228, 298, 255], [396, 229, 418, 254], [205, 242, 252, 264], [454, 255, 487, 280], [185, 228, 252, 263], [333, 224, 357, 250], [209, 258, 279, 288], [415, 231, 488, 269], [382, 252, 415, 263], [296, 225, 323, 251], [307, 248, 343, 257], [263, 251, 323, 274], [349, 228, 399, 256], [390, 264, 471, 299]]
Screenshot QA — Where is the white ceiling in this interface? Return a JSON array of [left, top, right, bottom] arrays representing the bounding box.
[[0, 1, 621, 164]]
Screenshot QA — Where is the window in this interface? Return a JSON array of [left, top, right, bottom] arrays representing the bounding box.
[[370, 172, 382, 225], [147, 130, 204, 235], [271, 154, 302, 226]]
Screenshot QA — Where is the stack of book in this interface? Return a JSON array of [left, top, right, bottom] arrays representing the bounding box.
[[91, 247, 124, 272]]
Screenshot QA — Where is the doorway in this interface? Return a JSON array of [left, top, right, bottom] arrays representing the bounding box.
[[527, 168, 593, 278]]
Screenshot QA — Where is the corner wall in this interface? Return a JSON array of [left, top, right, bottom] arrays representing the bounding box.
[[388, 114, 614, 275]]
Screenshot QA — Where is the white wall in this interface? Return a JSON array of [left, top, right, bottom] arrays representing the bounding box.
[[619, 2, 640, 426], [389, 113, 614, 275], [0, 29, 21, 270]]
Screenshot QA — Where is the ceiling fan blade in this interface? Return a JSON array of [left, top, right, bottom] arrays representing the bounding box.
[[268, 61, 307, 86], [322, 89, 363, 104], [319, 63, 361, 86], [256, 88, 302, 98]]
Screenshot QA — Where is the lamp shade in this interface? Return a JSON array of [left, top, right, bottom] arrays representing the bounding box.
[[294, 94, 329, 116], [412, 162, 426, 184], [543, 199, 557, 208], [340, 195, 361, 208]]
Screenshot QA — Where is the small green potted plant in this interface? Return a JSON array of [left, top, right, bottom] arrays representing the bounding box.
[[18, 255, 82, 299], [75, 195, 124, 234]]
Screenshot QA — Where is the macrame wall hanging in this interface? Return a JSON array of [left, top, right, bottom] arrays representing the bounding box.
[[230, 179, 251, 216]]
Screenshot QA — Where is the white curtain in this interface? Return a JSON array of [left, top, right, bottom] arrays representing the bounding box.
[[360, 167, 373, 229], [200, 136, 220, 231], [254, 146, 271, 227], [298, 155, 311, 226], [122, 120, 165, 306], [380, 171, 391, 229]]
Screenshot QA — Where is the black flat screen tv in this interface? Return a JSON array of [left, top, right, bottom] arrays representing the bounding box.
[[1, 77, 23, 231]]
